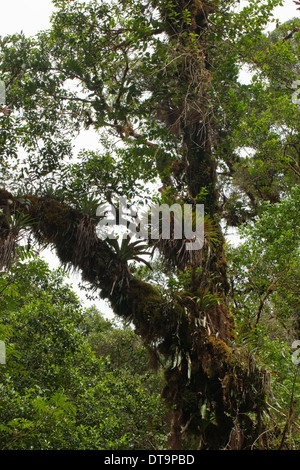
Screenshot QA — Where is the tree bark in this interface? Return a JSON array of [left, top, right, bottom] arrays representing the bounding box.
[[0, 185, 269, 450]]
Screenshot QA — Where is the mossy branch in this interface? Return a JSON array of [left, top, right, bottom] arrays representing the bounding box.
[[0, 187, 269, 450]]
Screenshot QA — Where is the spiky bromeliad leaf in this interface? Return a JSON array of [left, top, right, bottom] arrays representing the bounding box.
[[106, 236, 152, 270]]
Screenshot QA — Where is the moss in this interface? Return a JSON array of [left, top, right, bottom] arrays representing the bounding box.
[[125, 278, 166, 340], [127, 279, 163, 322], [208, 336, 231, 362], [162, 366, 184, 405], [39, 198, 76, 236], [0, 189, 270, 449]]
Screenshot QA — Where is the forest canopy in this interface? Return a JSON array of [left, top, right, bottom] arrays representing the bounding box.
[[0, 0, 299, 450]]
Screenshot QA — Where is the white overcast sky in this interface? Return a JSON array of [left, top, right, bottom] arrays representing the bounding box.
[[0, 0, 299, 37]]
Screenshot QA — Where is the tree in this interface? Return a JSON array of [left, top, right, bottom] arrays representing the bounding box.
[[0, 255, 167, 450], [0, 0, 299, 449], [227, 187, 300, 449]]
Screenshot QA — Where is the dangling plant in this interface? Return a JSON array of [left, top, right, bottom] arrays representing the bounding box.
[[0, 211, 33, 270]]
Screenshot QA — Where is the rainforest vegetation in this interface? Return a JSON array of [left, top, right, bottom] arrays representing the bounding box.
[[0, 0, 299, 450]]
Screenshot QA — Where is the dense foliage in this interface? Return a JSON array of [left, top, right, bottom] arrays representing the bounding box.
[[0, 0, 299, 450], [0, 255, 167, 450], [227, 186, 300, 449]]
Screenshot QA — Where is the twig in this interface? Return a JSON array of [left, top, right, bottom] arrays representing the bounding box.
[[251, 429, 273, 450]]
